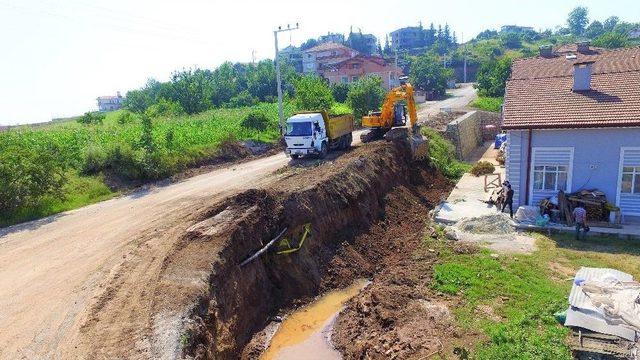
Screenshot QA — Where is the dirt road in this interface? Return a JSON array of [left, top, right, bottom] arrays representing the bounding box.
[[0, 85, 476, 359]]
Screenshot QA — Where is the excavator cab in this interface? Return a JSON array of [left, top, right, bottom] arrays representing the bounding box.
[[393, 103, 407, 127]]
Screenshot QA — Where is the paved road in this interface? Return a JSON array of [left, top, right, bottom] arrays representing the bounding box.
[[417, 82, 477, 119], [0, 84, 477, 359]]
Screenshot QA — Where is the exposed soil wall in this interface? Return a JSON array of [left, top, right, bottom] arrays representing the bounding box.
[[160, 141, 451, 359]]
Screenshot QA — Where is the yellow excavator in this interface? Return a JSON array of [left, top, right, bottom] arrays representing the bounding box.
[[360, 77, 428, 159]]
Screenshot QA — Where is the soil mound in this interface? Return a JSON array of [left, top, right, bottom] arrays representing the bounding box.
[[457, 214, 514, 234]]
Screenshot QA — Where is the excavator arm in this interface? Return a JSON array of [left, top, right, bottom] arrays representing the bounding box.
[[362, 82, 419, 130], [360, 81, 428, 160]]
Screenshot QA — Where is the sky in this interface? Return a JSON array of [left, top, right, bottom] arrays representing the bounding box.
[[0, 0, 638, 125]]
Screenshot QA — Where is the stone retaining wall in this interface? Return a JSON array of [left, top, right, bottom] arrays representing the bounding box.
[[444, 110, 501, 160]]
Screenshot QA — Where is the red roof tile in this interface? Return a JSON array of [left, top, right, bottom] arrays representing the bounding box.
[[503, 46, 640, 129]]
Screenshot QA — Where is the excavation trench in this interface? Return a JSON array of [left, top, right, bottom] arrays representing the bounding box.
[[157, 140, 448, 359]]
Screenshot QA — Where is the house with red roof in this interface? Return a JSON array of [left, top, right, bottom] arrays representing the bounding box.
[[323, 55, 404, 90], [503, 44, 640, 223], [302, 42, 359, 75]]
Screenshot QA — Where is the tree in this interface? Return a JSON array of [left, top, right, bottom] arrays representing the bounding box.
[[300, 38, 319, 50], [347, 75, 386, 120], [124, 89, 152, 113], [592, 31, 629, 49], [475, 57, 512, 97], [585, 20, 604, 39], [77, 111, 105, 125], [443, 24, 451, 44], [293, 76, 334, 111], [331, 83, 351, 103], [567, 6, 589, 36], [475, 29, 498, 41], [500, 32, 522, 49], [211, 61, 240, 106], [168, 68, 214, 114], [246, 60, 277, 102], [409, 52, 453, 96], [603, 16, 619, 32], [383, 35, 392, 55]]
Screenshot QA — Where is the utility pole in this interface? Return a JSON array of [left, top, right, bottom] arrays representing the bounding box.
[[462, 32, 467, 83], [274, 23, 299, 134]]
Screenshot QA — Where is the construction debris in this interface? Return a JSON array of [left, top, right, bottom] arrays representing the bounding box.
[[457, 214, 514, 235], [563, 267, 640, 359]]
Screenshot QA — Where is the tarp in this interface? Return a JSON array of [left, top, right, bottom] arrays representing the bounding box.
[[565, 267, 640, 341]]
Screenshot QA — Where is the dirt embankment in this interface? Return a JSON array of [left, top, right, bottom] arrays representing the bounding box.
[[174, 141, 455, 359], [175, 141, 427, 358], [75, 139, 452, 359]]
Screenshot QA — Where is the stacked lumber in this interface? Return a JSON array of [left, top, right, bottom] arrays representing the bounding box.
[[555, 189, 610, 224], [567, 189, 608, 222]]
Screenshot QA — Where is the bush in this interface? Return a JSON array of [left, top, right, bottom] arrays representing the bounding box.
[[78, 111, 105, 125], [242, 111, 271, 131], [330, 102, 352, 116], [347, 75, 386, 120], [592, 31, 629, 49], [226, 90, 258, 108], [82, 145, 108, 174], [0, 143, 67, 215], [471, 97, 503, 112], [145, 98, 185, 118], [105, 143, 143, 180], [115, 110, 135, 125], [470, 161, 496, 176], [294, 75, 334, 111], [331, 83, 351, 103], [421, 128, 470, 179]]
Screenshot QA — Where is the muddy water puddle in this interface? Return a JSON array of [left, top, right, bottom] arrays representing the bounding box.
[[260, 279, 369, 360]]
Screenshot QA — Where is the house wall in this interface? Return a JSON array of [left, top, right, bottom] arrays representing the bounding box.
[[506, 128, 640, 219], [324, 58, 402, 90]]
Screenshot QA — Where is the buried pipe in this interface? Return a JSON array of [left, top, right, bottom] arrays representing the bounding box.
[[239, 227, 288, 267]]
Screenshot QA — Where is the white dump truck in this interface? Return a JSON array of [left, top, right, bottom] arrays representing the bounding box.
[[284, 111, 354, 159]]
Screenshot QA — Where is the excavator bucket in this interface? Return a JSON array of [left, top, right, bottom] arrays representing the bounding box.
[[383, 125, 429, 160]]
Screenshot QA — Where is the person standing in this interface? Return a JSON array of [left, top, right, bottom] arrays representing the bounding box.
[[573, 206, 588, 240], [501, 184, 514, 218]]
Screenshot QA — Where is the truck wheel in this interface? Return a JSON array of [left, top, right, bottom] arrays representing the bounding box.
[[290, 154, 299, 159], [344, 134, 352, 149], [319, 142, 328, 159]]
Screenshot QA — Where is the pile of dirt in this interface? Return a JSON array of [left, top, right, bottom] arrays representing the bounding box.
[[330, 185, 459, 359], [424, 111, 468, 132], [457, 214, 515, 235]]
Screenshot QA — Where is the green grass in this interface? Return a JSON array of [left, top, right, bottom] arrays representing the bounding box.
[[471, 96, 503, 113], [0, 173, 117, 227], [427, 232, 640, 359], [0, 103, 295, 228]]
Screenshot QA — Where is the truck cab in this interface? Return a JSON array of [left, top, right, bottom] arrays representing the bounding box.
[[284, 111, 354, 159], [284, 113, 328, 159]]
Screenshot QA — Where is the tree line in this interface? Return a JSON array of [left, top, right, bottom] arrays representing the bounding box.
[[124, 60, 297, 116]]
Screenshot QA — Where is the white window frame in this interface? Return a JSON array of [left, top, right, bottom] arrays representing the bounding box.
[[615, 147, 640, 213], [532, 165, 569, 191], [620, 167, 640, 194], [528, 147, 574, 205]]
